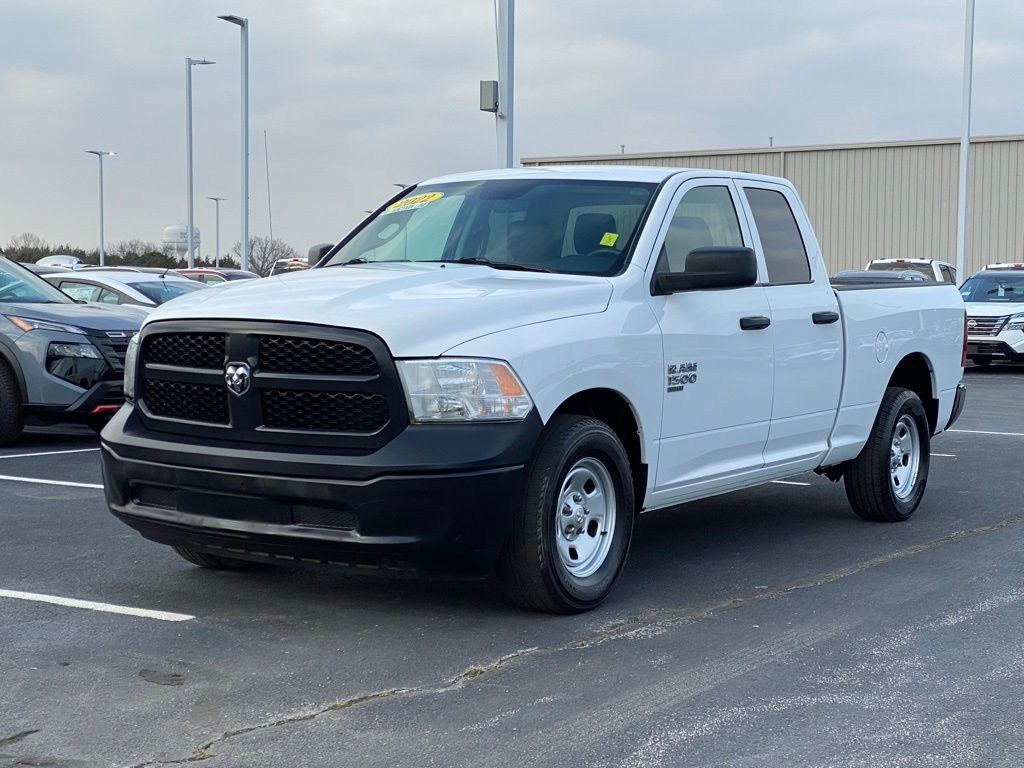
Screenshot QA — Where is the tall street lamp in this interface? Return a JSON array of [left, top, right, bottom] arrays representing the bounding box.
[[186, 57, 215, 268], [207, 196, 227, 268], [219, 14, 249, 272], [84, 150, 115, 266]]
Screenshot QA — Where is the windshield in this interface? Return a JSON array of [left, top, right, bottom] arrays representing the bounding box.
[[867, 262, 932, 279], [324, 179, 657, 276], [127, 279, 207, 305], [0, 256, 73, 304], [226, 272, 257, 281], [960, 273, 1024, 303]]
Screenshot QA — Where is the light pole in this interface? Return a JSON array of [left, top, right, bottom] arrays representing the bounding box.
[[219, 14, 249, 272], [207, 196, 227, 268], [85, 150, 115, 266], [955, 0, 976, 279], [186, 57, 215, 268], [497, 0, 515, 168]]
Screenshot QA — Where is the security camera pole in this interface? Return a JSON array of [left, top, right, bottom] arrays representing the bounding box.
[[480, 0, 515, 168]]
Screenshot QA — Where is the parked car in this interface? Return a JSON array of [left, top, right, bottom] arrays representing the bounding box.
[[0, 255, 144, 444], [43, 270, 207, 308], [178, 268, 260, 285], [269, 258, 309, 276], [865, 258, 957, 283], [960, 264, 1024, 366], [101, 167, 966, 613], [21, 262, 71, 275], [36, 254, 87, 269]]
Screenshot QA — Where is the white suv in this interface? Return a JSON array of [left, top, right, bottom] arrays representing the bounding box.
[[961, 265, 1024, 366]]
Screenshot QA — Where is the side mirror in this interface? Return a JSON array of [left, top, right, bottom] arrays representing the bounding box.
[[308, 243, 334, 267], [652, 246, 758, 295]]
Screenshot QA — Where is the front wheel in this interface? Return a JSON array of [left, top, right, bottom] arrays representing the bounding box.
[[0, 361, 24, 446], [498, 415, 635, 614], [173, 545, 256, 571], [970, 357, 992, 368], [844, 387, 930, 522]]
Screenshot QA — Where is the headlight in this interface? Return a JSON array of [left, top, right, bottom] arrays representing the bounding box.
[[48, 342, 100, 359], [6, 315, 86, 335], [46, 342, 108, 389], [123, 335, 139, 401], [1007, 313, 1024, 331], [396, 358, 533, 422]]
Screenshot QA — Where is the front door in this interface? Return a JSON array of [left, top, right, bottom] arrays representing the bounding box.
[[647, 180, 774, 504]]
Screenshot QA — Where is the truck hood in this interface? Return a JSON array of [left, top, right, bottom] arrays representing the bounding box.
[[964, 301, 1024, 317], [4, 301, 146, 332], [144, 263, 613, 356]]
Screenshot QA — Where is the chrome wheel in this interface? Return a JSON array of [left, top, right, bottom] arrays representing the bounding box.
[[554, 457, 616, 578], [889, 414, 921, 500]]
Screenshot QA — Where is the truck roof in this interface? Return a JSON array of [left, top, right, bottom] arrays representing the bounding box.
[[420, 165, 791, 187]]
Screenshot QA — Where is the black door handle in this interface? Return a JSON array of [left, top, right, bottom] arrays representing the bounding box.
[[740, 316, 771, 331], [812, 311, 840, 325]]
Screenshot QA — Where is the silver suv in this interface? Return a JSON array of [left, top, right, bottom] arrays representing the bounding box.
[[0, 255, 146, 444]]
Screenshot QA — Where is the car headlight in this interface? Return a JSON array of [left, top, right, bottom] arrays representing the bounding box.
[[123, 335, 140, 401], [1007, 313, 1024, 331], [48, 342, 101, 359], [6, 315, 86, 335], [396, 358, 533, 422], [46, 342, 108, 389]]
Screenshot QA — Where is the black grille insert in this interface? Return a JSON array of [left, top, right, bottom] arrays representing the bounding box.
[[147, 333, 226, 369], [144, 379, 229, 424], [261, 390, 388, 433], [258, 335, 379, 376]]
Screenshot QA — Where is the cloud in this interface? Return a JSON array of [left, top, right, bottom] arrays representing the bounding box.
[[2, 69, 76, 106]]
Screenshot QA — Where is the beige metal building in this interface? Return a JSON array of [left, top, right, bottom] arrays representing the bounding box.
[[523, 134, 1024, 278]]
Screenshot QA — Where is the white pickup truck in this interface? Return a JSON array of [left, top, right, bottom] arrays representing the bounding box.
[[101, 167, 967, 613]]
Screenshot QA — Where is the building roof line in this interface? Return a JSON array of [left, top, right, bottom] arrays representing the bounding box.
[[521, 133, 1024, 164]]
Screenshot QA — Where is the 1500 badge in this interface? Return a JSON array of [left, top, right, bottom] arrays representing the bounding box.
[[667, 362, 698, 392]]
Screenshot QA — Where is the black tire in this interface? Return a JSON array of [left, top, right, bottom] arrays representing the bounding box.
[[86, 415, 111, 435], [498, 415, 635, 614], [844, 387, 930, 522], [970, 357, 992, 367], [0, 361, 25, 446], [173, 545, 256, 571]]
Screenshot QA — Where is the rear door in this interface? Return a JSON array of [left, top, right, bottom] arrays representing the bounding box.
[[647, 179, 774, 502], [737, 181, 844, 470]]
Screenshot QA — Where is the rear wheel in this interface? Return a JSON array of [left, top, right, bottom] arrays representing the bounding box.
[[0, 361, 24, 446], [173, 545, 256, 571], [844, 387, 930, 522], [498, 415, 635, 614]]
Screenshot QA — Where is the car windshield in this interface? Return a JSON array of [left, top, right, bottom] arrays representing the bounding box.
[[324, 179, 658, 276], [960, 273, 1024, 302], [0, 256, 73, 304], [867, 262, 932, 279], [127, 279, 207, 304], [226, 272, 257, 281]]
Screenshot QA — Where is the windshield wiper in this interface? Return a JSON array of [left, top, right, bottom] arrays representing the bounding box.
[[451, 257, 552, 273], [324, 257, 411, 268]]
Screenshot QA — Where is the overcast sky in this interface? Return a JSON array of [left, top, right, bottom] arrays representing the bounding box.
[[2, 0, 1024, 257]]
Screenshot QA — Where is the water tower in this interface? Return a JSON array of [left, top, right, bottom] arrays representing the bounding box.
[[162, 224, 200, 262]]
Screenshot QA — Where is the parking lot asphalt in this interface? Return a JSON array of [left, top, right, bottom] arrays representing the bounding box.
[[1, 366, 1023, 767]]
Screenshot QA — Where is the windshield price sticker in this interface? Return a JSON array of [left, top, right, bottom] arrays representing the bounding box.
[[383, 191, 444, 215], [599, 232, 619, 247]]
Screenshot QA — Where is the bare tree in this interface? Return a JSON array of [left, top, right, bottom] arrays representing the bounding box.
[[229, 236, 299, 276], [5, 232, 50, 262], [108, 239, 161, 261]]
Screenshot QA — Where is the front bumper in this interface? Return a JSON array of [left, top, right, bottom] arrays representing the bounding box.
[[101, 405, 542, 573], [967, 334, 1024, 361], [25, 379, 125, 423]]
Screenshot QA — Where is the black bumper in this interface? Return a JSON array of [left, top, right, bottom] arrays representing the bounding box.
[[101, 405, 541, 573], [967, 340, 1023, 361], [26, 379, 125, 424]]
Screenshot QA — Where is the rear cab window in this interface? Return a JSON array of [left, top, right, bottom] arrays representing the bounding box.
[[744, 187, 811, 284]]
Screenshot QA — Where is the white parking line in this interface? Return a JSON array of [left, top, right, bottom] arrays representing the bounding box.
[[0, 589, 194, 622], [0, 474, 102, 490], [932, 453, 957, 458], [948, 429, 1024, 437], [771, 480, 811, 487], [0, 447, 100, 460]]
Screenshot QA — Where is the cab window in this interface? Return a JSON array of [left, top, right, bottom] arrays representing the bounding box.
[[745, 188, 811, 284], [655, 186, 744, 274]]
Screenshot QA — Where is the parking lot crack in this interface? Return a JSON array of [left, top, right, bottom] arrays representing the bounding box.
[[124, 513, 1024, 767]]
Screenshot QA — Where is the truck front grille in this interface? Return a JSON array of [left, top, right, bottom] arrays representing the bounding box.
[[135, 322, 405, 450], [261, 390, 389, 432], [143, 379, 229, 424], [967, 315, 1008, 337]]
